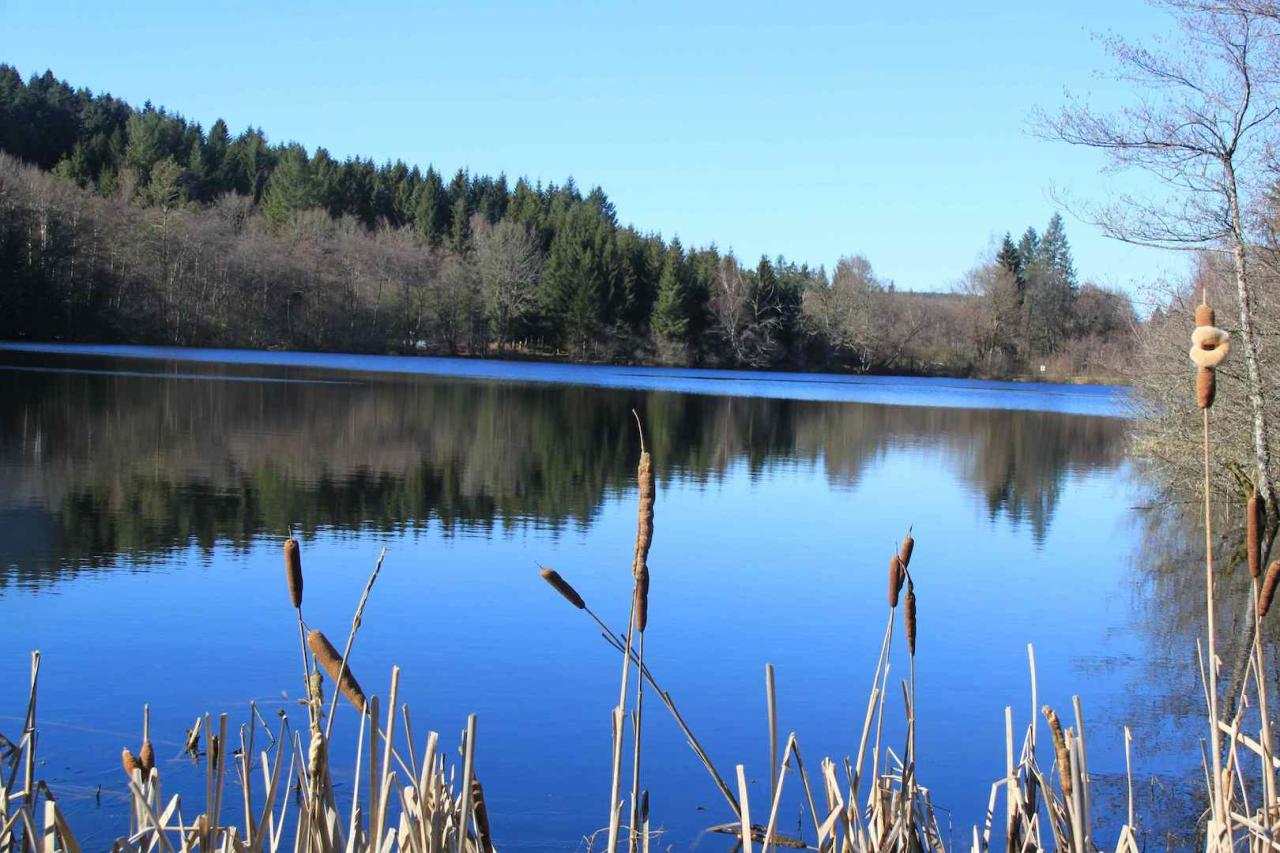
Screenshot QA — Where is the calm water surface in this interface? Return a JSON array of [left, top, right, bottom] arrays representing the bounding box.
[[0, 345, 1194, 850]]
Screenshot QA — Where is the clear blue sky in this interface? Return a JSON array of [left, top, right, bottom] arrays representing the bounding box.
[[1, 0, 1182, 299]]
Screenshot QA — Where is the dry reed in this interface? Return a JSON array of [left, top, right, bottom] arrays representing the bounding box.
[[308, 629, 367, 713]]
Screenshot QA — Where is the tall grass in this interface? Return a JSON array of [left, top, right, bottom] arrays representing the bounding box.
[[3, 301, 1280, 850]]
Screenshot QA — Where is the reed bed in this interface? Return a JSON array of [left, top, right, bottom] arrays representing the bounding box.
[[5, 302, 1280, 851]]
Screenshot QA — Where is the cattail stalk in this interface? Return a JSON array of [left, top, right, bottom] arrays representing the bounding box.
[[323, 547, 385, 740], [1202, 391, 1227, 830], [1249, 493, 1263, 579], [309, 629, 367, 713]]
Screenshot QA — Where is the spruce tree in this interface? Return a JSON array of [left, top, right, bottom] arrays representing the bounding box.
[[414, 167, 449, 248]]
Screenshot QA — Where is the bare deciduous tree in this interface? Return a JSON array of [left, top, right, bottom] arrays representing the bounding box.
[[475, 217, 541, 350], [1037, 0, 1280, 508]]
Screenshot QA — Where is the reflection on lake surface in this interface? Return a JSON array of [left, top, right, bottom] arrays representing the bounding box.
[[0, 346, 1190, 850]]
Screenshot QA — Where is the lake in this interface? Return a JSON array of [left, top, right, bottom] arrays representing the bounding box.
[[0, 344, 1199, 850]]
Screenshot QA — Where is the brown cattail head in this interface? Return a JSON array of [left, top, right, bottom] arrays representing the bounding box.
[[539, 568, 586, 610], [633, 449, 655, 580], [139, 740, 155, 777], [904, 580, 917, 656], [1197, 367, 1216, 409], [472, 778, 494, 853], [1249, 493, 1264, 579], [122, 748, 141, 779], [634, 563, 650, 633], [307, 629, 367, 713], [1042, 705, 1073, 802], [889, 554, 904, 608], [284, 538, 303, 609], [899, 532, 915, 569], [1261, 561, 1280, 619], [1196, 303, 1215, 327]]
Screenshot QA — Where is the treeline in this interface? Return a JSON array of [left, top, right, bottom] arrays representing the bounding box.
[[0, 65, 1136, 377]]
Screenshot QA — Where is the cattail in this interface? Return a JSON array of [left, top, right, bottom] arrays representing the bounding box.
[[633, 449, 655, 579], [1196, 303, 1215, 327], [904, 580, 917, 655], [284, 538, 303, 609], [1042, 705, 1073, 802], [139, 740, 155, 777], [634, 564, 650, 633], [1261, 560, 1280, 618], [122, 748, 141, 780], [539, 568, 586, 610], [1249, 493, 1263, 579], [472, 778, 494, 853], [889, 554, 904, 608], [899, 532, 914, 569], [307, 629, 367, 713], [1197, 367, 1216, 409]]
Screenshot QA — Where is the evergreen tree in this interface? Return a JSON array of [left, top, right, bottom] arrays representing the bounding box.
[[1016, 227, 1039, 272], [414, 166, 449, 248], [652, 239, 690, 342], [996, 233, 1023, 284], [260, 143, 316, 227]]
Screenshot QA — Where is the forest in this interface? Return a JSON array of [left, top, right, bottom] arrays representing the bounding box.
[[0, 65, 1137, 378]]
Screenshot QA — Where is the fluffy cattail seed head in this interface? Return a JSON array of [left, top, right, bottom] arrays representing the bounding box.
[[889, 554, 904, 608], [139, 740, 155, 777], [1197, 367, 1216, 409], [307, 629, 367, 713], [905, 580, 917, 656], [284, 538, 303, 609], [539, 568, 586, 609], [633, 450, 655, 580], [122, 748, 141, 780], [1261, 561, 1280, 619], [1249, 493, 1263, 579], [1196, 303, 1215, 326], [899, 533, 915, 569]]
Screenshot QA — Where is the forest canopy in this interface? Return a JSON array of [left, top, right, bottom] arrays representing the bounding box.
[[0, 65, 1136, 378]]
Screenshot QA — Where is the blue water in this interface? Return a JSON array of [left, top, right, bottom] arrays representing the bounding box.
[[0, 346, 1191, 851], [0, 343, 1132, 416]]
